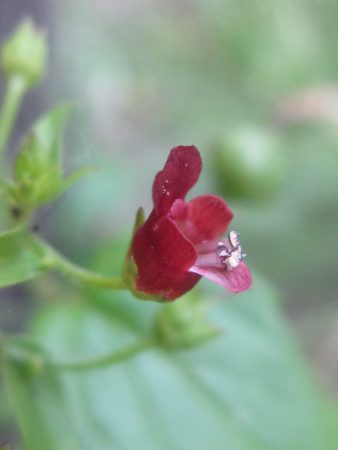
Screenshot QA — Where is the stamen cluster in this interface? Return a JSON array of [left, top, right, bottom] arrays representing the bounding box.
[[216, 231, 246, 271]]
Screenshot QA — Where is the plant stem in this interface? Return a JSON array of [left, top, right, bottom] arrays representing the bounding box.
[[3, 337, 155, 372], [29, 234, 127, 290], [46, 247, 126, 289], [0, 75, 27, 158], [50, 338, 155, 372]]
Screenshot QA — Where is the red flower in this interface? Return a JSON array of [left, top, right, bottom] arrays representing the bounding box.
[[129, 146, 252, 301]]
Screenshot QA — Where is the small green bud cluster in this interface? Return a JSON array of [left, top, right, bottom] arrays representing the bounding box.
[[0, 21, 90, 221], [8, 104, 87, 214], [154, 292, 221, 349]]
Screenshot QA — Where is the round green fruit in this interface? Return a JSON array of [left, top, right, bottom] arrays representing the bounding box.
[[211, 127, 285, 200]]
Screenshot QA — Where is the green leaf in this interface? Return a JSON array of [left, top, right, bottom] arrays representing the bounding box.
[[0, 228, 43, 287], [3, 339, 80, 450], [15, 103, 73, 179], [9, 276, 337, 450]]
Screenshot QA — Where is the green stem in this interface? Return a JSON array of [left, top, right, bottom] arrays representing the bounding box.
[[51, 338, 155, 372], [0, 337, 156, 372], [0, 75, 27, 158], [3, 337, 155, 372], [29, 234, 127, 290]]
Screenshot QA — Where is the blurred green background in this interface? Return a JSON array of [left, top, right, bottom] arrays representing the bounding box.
[[1, 0, 338, 449]]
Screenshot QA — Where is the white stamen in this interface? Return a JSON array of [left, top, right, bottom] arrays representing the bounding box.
[[216, 230, 246, 271]]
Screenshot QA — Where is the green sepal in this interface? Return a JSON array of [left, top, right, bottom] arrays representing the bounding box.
[[10, 104, 89, 209], [9, 166, 63, 207], [14, 103, 73, 179]]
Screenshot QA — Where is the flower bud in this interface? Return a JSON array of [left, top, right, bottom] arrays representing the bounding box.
[[211, 126, 286, 201], [1, 19, 47, 89], [153, 292, 221, 349]]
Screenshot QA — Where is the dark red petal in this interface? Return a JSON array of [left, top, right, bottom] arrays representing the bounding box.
[[136, 268, 200, 301], [171, 194, 234, 247], [189, 261, 252, 293], [151, 216, 198, 270], [153, 146, 202, 216], [132, 215, 200, 300]]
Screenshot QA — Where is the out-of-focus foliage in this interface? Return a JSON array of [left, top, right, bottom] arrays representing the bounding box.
[[1, 0, 338, 448], [211, 126, 285, 200], [49, 0, 338, 310], [6, 276, 337, 450], [0, 229, 43, 287]]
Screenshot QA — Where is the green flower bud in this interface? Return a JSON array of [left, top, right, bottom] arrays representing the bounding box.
[[153, 292, 221, 349], [211, 126, 286, 201], [1, 19, 47, 89]]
